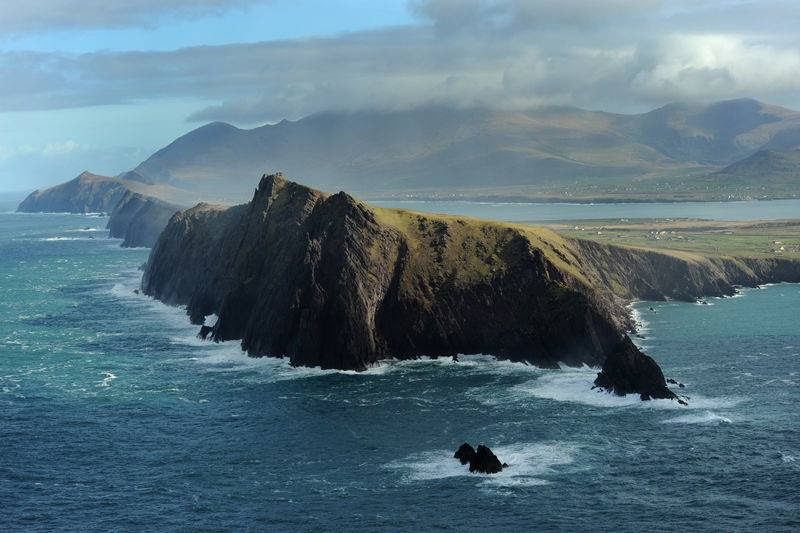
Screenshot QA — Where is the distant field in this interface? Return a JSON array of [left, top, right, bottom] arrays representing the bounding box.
[[546, 218, 800, 259]]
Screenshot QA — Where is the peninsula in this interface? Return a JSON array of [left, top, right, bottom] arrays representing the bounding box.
[[142, 173, 800, 399]]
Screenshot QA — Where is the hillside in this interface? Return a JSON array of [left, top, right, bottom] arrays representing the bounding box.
[[128, 99, 800, 202], [703, 149, 800, 196]]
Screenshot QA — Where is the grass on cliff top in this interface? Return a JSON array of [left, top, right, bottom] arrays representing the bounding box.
[[548, 218, 800, 259], [370, 205, 592, 284]]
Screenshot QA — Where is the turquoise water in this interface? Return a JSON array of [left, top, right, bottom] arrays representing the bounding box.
[[1, 213, 798, 531], [373, 198, 800, 221]]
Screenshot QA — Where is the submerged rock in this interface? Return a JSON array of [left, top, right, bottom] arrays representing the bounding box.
[[666, 378, 686, 388], [454, 443, 475, 465]]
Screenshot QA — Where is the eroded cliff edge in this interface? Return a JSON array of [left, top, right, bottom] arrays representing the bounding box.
[[141, 174, 800, 384]]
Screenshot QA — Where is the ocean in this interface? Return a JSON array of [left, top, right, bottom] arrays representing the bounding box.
[[1, 211, 798, 531]]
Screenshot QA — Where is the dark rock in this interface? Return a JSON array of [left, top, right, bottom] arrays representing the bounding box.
[[594, 336, 681, 402], [454, 443, 475, 465], [142, 174, 640, 371], [666, 378, 686, 388], [142, 173, 800, 373], [469, 445, 505, 474], [107, 191, 179, 248], [198, 325, 214, 340], [133, 289, 140, 295]]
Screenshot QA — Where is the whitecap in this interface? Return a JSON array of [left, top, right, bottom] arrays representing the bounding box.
[[508, 366, 740, 411], [387, 441, 577, 488], [661, 411, 732, 425], [97, 371, 117, 387], [67, 228, 106, 233], [628, 303, 651, 335], [38, 236, 98, 242]]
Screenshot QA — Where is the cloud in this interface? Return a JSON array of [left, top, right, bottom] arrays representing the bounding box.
[[0, 142, 150, 190], [0, 140, 88, 160], [0, 0, 260, 34], [1, 0, 799, 123], [410, 0, 664, 31]]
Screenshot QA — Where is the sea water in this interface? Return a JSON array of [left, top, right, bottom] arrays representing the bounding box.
[[1, 212, 798, 531]]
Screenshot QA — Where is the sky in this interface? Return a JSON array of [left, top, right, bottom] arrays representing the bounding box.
[[1, 0, 799, 192]]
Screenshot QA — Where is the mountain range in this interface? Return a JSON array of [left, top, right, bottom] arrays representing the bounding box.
[[18, 98, 800, 223], [126, 97, 800, 203]]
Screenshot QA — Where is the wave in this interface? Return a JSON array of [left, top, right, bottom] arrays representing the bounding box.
[[97, 371, 118, 388], [38, 236, 102, 242], [502, 366, 740, 411], [386, 441, 577, 488], [661, 411, 732, 425]]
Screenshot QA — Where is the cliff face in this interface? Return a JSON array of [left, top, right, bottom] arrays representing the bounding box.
[[141, 173, 800, 380], [106, 191, 180, 248], [570, 239, 800, 302], [144, 174, 635, 370], [17, 171, 181, 248]]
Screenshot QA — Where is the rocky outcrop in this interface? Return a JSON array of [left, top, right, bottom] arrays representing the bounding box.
[[593, 337, 683, 402], [142, 173, 800, 398], [107, 191, 179, 248], [453, 443, 506, 474], [454, 443, 476, 465], [143, 173, 641, 371], [17, 171, 181, 248], [469, 445, 506, 474]]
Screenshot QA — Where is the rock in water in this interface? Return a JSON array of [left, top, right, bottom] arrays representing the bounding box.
[[198, 325, 214, 340], [469, 445, 505, 474], [594, 336, 683, 402], [454, 443, 476, 465]]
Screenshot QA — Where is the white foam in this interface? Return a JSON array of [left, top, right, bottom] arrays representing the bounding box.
[[193, 345, 399, 381], [510, 366, 740, 411], [39, 236, 98, 242], [387, 442, 577, 488], [97, 371, 118, 387], [662, 411, 732, 425]]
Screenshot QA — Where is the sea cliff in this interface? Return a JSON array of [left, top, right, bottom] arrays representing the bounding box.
[[142, 174, 800, 389]]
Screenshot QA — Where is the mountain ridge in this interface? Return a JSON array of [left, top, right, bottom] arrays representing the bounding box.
[[125, 98, 800, 202]]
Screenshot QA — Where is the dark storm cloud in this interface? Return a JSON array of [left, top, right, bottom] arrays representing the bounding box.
[[1, 0, 799, 122], [0, 0, 261, 33]]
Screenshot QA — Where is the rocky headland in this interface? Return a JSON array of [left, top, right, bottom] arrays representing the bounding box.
[[141, 173, 800, 399], [17, 171, 181, 248]]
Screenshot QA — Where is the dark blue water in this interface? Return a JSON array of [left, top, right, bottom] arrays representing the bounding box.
[[1, 213, 798, 531]]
